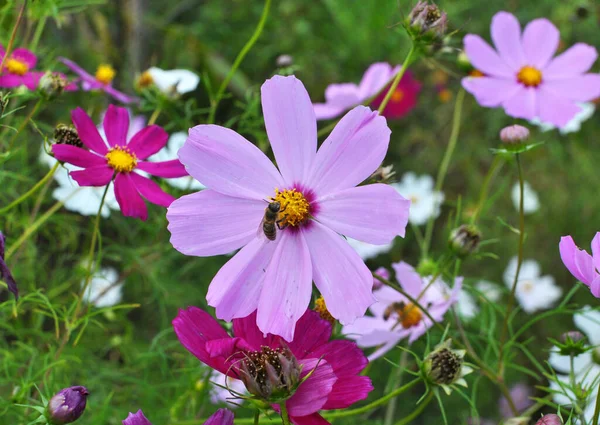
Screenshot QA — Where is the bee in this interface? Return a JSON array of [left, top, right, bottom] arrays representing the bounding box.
[[383, 302, 405, 321], [261, 201, 285, 241]]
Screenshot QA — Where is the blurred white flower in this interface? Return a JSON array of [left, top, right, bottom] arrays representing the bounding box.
[[456, 289, 478, 321], [503, 257, 562, 314], [474, 280, 502, 303], [391, 172, 444, 225], [83, 266, 122, 308], [511, 181, 540, 214], [346, 237, 393, 260], [531, 102, 595, 135], [147, 67, 200, 95], [209, 370, 246, 407]]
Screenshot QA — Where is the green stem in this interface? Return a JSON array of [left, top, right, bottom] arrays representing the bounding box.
[[280, 404, 290, 425], [0, 162, 59, 214], [470, 155, 504, 224], [0, 0, 27, 73], [207, 0, 271, 124], [254, 410, 260, 425], [7, 98, 43, 151], [148, 107, 161, 125], [377, 45, 416, 114], [384, 351, 408, 425], [393, 391, 434, 425], [422, 89, 466, 258], [29, 16, 47, 51], [592, 384, 600, 425]]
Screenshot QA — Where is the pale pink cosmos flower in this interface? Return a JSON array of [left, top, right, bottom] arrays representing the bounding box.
[[462, 12, 600, 128], [559, 233, 600, 297], [167, 75, 410, 341], [342, 261, 462, 360]]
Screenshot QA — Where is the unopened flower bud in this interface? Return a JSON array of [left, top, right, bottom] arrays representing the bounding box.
[[53, 124, 83, 148], [369, 164, 396, 183], [425, 344, 463, 385], [551, 331, 587, 357], [500, 125, 530, 144], [46, 386, 89, 424], [372, 267, 390, 290], [561, 331, 584, 343], [449, 225, 481, 257], [276, 54, 293, 68], [535, 414, 562, 425], [416, 257, 437, 276], [39, 72, 68, 98], [122, 409, 152, 425], [407, 1, 448, 39]]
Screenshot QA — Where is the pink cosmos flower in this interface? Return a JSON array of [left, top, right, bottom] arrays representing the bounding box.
[[462, 11, 600, 128], [0, 44, 42, 89], [313, 63, 421, 120], [342, 261, 462, 360], [51, 104, 188, 220], [122, 408, 233, 425], [167, 75, 410, 341], [559, 233, 600, 297], [59, 57, 138, 104], [173, 307, 373, 425]]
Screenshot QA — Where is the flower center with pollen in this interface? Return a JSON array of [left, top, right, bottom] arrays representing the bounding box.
[[385, 302, 422, 329], [105, 146, 137, 173], [95, 64, 116, 85], [517, 66, 542, 87], [5, 58, 28, 75], [272, 188, 310, 227], [391, 90, 404, 103], [314, 296, 336, 326], [137, 70, 154, 89]]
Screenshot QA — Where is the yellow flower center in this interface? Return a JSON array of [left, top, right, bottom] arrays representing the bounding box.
[[438, 88, 452, 103], [391, 90, 404, 103], [385, 302, 422, 329], [314, 296, 336, 326], [271, 188, 310, 227], [137, 70, 154, 88], [469, 69, 485, 78], [105, 146, 137, 173], [5, 58, 28, 75], [95, 64, 116, 85], [517, 66, 542, 87]]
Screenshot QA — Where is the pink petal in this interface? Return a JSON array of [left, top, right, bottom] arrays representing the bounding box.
[[287, 311, 332, 359], [307, 106, 390, 196], [0, 74, 25, 88], [122, 409, 152, 425], [302, 221, 374, 325], [71, 107, 109, 154], [590, 276, 600, 298], [559, 236, 595, 285], [316, 183, 409, 244], [52, 144, 106, 168], [114, 172, 148, 220], [172, 306, 232, 375], [21, 72, 42, 90], [127, 125, 168, 159], [203, 409, 234, 425], [207, 237, 277, 321], [289, 413, 330, 425], [543, 75, 600, 102], [325, 83, 361, 106], [521, 18, 559, 68], [103, 105, 130, 147], [167, 190, 265, 256], [129, 172, 175, 207], [491, 11, 525, 70], [60, 57, 97, 82], [313, 103, 347, 121], [537, 87, 582, 128], [232, 311, 279, 350], [286, 358, 336, 416], [392, 261, 423, 299], [261, 75, 317, 185], [544, 44, 599, 79], [591, 233, 600, 273], [257, 231, 313, 342], [461, 77, 521, 107], [137, 160, 188, 178], [69, 165, 113, 186], [181, 125, 284, 201], [463, 35, 514, 78], [358, 62, 396, 99], [11, 48, 37, 68], [502, 86, 537, 121], [104, 85, 139, 104]]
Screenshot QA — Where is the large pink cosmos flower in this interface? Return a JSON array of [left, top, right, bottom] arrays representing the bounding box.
[[559, 233, 600, 297], [343, 261, 462, 360], [173, 307, 373, 425], [167, 75, 410, 341], [313, 63, 421, 120], [462, 12, 600, 128], [51, 105, 188, 220], [59, 57, 138, 104], [123, 408, 233, 425]]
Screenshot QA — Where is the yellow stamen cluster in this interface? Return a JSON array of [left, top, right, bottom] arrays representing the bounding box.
[[398, 303, 422, 329], [272, 188, 310, 227], [137, 70, 154, 89], [105, 146, 137, 173], [5, 58, 28, 75], [517, 66, 542, 87], [391, 90, 405, 103], [95, 64, 116, 85], [314, 296, 336, 326]]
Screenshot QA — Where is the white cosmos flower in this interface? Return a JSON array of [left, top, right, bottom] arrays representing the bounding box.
[[391, 172, 444, 226], [209, 370, 246, 407], [147, 67, 200, 95], [503, 257, 562, 314], [531, 102, 596, 135], [511, 181, 540, 214], [346, 237, 393, 260], [83, 266, 122, 308]]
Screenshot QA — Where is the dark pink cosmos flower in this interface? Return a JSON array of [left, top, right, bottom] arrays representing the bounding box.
[[122, 409, 233, 425], [51, 105, 188, 221], [370, 71, 422, 119], [59, 57, 138, 104], [0, 44, 41, 89], [173, 307, 373, 425], [559, 233, 600, 297]]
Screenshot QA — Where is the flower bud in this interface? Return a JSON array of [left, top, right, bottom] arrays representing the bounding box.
[[562, 330, 584, 343], [551, 331, 587, 357], [500, 125, 530, 144], [39, 72, 68, 98], [535, 414, 562, 425], [122, 409, 152, 425], [449, 225, 481, 257], [53, 124, 83, 148], [407, 1, 448, 39], [372, 267, 390, 290], [276, 54, 293, 68], [46, 386, 89, 424], [425, 341, 464, 385]]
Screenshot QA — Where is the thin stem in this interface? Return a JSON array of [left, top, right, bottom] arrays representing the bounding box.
[[377, 45, 416, 114], [254, 410, 260, 425], [207, 0, 271, 124], [0, 162, 59, 214], [0, 0, 28, 73], [592, 383, 600, 425], [471, 155, 504, 224], [422, 89, 466, 258], [148, 107, 161, 125], [7, 98, 43, 151], [393, 391, 434, 425], [384, 351, 409, 425], [279, 404, 290, 425], [29, 16, 47, 51]]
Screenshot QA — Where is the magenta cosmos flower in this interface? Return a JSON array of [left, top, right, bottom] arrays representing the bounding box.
[[559, 233, 600, 297], [342, 261, 462, 360], [59, 57, 137, 104], [123, 409, 233, 425], [167, 75, 410, 341], [462, 11, 600, 128], [173, 307, 372, 425], [51, 105, 188, 220], [313, 62, 421, 120], [0, 44, 42, 89]]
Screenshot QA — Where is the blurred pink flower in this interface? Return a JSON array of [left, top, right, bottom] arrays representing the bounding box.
[[313, 63, 421, 120], [0, 45, 39, 89], [51, 105, 188, 220], [559, 232, 600, 297], [167, 75, 409, 341], [462, 12, 600, 128], [499, 383, 533, 417], [123, 409, 233, 425], [342, 261, 462, 360], [173, 307, 372, 425]]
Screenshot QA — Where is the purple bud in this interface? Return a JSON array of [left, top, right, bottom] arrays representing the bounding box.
[[500, 125, 530, 144], [561, 331, 584, 343], [372, 267, 390, 290], [0, 231, 18, 298], [47, 386, 89, 424], [122, 409, 153, 425], [407, 1, 448, 38], [204, 409, 234, 425], [535, 414, 562, 425]]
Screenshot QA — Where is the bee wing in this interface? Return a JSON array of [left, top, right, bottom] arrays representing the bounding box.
[[256, 216, 280, 243]]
